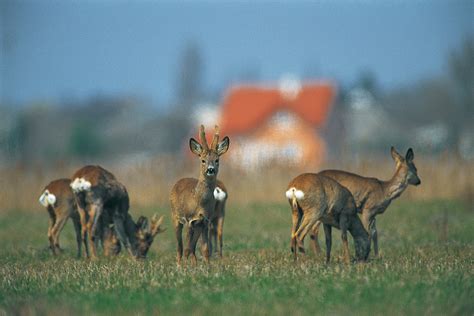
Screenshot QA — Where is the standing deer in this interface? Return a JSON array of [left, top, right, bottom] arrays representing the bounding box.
[[39, 178, 82, 257], [38, 178, 121, 257], [170, 125, 230, 265], [210, 180, 228, 257], [71, 165, 165, 259], [286, 173, 370, 263], [311, 147, 421, 257]]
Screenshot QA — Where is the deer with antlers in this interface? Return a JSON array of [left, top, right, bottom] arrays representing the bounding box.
[[310, 147, 421, 257], [170, 125, 230, 265], [70, 165, 165, 259]]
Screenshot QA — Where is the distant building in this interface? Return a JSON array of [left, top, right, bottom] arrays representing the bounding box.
[[210, 80, 336, 169]]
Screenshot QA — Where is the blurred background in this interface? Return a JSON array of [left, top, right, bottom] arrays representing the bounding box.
[[0, 0, 472, 210]]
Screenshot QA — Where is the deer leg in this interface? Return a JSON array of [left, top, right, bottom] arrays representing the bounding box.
[[200, 222, 210, 263], [175, 222, 183, 265], [340, 216, 351, 264], [189, 225, 203, 265], [77, 205, 89, 258], [113, 213, 134, 257], [185, 225, 195, 263], [211, 225, 217, 258], [47, 207, 56, 254], [310, 221, 322, 255], [295, 214, 316, 244], [290, 205, 302, 255], [323, 224, 332, 264], [87, 202, 103, 259], [217, 217, 224, 258], [72, 218, 82, 258], [294, 213, 318, 262], [208, 220, 216, 257], [51, 214, 69, 254], [371, 218, 379, 258]]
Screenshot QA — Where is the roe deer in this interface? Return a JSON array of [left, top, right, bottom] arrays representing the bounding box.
[[39, 178, 121, 257], [312, 147, 421, 257], [39, 178, 82, 257], [71, 165, 165, 259], [210, 180, 228, 257], [170, 125, 230, 265], [123, 213, 166, 259], [286, 173, 370, 264]]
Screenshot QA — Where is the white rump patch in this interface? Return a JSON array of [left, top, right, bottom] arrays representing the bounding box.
[[214, 187, 227, 201], [39, 190, 56, 207], [285, 187, 305, 200], [70, 177, 92, 193], [47, 193, 56, 205]]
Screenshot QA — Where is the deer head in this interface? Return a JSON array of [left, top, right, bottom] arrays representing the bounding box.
[[353, 234, 370, 262], [133, 214, 166, 259], [189, 125, 230, 179], [391, 147, 421, 186]]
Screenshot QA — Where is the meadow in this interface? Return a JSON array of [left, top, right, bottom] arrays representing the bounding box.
[[1, 199, 473, 315], [0, 156, 473, 315]]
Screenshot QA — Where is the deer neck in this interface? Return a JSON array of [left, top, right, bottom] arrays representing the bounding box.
[[382, 165, 408, 202], [194, 173, 217, 202]]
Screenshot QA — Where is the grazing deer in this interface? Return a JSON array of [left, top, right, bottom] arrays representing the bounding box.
[[39, 178, 121, 257], [170, 125, 230, 265], [210, 180, 228, 257], [124, 213, 166, 259], [286, 173, 370, 263], [71, 165, 165, 259], [311, 147, 421, 257]]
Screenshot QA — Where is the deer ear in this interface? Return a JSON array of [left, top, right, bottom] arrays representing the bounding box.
[[136, 216, 149, 231], [217, 136, 230, 156], [406, 148, 414, 162], [189, 138, 203, 156], [390, 146, 403, 162]]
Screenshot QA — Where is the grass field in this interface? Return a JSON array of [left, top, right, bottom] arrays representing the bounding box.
[[1, 199, 473, 315]]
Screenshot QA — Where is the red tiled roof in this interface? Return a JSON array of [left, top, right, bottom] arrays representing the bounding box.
[[219, 82, 336, 135]]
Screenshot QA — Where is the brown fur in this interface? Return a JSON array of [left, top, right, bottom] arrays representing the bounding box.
[[312, 147, 421, 257], [39, 178, 120, 257], [287, 173, 370, 263], [71, 165, 164, 259], [41, 179, 82, 256], [170, 125, 230, 265]]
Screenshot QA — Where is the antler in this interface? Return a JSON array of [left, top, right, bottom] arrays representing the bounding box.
[[210, 125, 220, 150], [151, 214, 166, 236], [200, 125, 209, 150]]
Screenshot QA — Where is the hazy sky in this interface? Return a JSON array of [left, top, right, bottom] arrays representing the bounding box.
[[1, 0, 472, 107]]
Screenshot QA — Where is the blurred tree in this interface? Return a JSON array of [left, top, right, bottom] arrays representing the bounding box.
[[449, 38, 474, 115], [176, 41, 203, 109], [68, 122, 104, 159], [355, 70, 380, 98], [6, 113, 28, 163], [448, 38, 474, 154]]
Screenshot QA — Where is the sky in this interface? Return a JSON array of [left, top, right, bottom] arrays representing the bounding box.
[[1, 0, 472, 108]]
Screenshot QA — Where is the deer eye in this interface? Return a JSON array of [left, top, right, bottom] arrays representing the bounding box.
[[201, 159, 206, 164], [215, 159, 219, 164]]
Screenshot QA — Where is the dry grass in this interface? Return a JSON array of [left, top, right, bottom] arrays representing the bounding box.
[[0, 154, 472, 212]]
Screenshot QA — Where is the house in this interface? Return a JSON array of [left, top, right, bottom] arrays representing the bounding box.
[[210, 80, 336, 169]]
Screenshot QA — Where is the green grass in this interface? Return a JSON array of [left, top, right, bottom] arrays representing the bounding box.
[[0, 200, 473, 315]]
